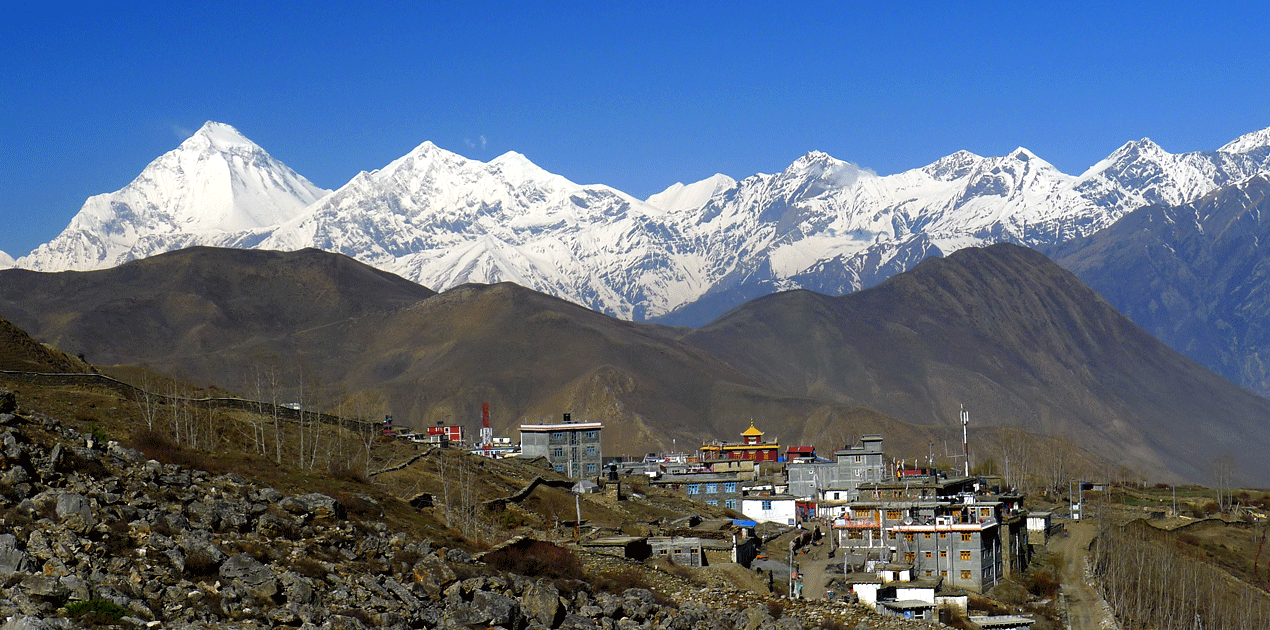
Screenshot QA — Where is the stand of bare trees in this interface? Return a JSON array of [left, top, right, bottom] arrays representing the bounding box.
[[1090, 514, 1270, 629]]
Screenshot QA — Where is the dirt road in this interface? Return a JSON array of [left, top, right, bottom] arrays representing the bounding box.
[[1047, 519, 1118, 630]]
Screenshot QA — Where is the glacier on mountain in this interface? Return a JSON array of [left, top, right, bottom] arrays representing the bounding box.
[[18, 121, 1270, 325]]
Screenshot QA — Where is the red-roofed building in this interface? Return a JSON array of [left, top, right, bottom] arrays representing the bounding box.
[[786, 445, 817, 461]]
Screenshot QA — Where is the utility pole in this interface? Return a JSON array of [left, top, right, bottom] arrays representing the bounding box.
[[961, 405, 970, 477], [789, 539, 795, 598]]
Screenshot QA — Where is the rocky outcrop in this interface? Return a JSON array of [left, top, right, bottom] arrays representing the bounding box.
[[0, 389, 944, 629]]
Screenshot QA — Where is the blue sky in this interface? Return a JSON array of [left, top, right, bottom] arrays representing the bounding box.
[[3, 2, 1269, 258]]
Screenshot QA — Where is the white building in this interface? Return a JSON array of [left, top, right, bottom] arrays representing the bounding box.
[[741, 495, 798, 525]]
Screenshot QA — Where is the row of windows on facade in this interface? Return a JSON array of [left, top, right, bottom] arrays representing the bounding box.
[[551, 446, 599, 457], [685, 482, 738, 494], [549, 430, 599, 442], [895, 550, 976, 561], [846, 531, 975, 542], [703, 499, 739, 509], [855, 508, 993, 522], [895, 568, 975, 581], [553, 463, 599, 474]]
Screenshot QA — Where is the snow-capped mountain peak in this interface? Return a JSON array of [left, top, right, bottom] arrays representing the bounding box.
[[1219, 126, 1270, 154], [646, 174, 737, 213], [186, 121, 259, 152], [17, 121, 329, 271], [0, 250, 13, 269]]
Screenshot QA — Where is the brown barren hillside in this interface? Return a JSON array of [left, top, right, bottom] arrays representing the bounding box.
[[0, 317, 93, 373], [0, 248, 932, 459], [0, 246, 435, 367], [683, 243, 1270, 484]]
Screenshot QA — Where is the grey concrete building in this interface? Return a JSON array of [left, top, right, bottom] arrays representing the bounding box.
[[519, 413, 603, 478], [832, 493, 1028, 593], [787, 434, 889, 500], [649, 471, 745, 511]]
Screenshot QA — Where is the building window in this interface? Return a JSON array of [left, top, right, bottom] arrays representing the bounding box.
[[961, 570, 971, 580], [923, 532, 932, 539], [584, 430, 598, 439], [551, 432, 564, 442], [725, 482, 737, 493], [887, 510, 900, 520], [960, 551, 972, 561], [552, 447, 564, 457], [940, 571, 948, 578], [904, 552, 915, 562], [706, 500, 718, 506], [554, 465, 564, 472], [961, 533, 973, 542], [904, 533, 914, 542], [762, 500, 773, 510], [940, 550, 948, 558], [939, 532, 947, 539], [833, 492, 840, 500], [924, 551, 932, 559], [925, 570, 933, 577], [585, 463, 597, 474], [725, 499, 737, 509], [688, 484, 700, 495], [705, 483, 717, 494], [890, 532, 898, 540], [585, 446, 597, 457], [849, 531, 862, 539]]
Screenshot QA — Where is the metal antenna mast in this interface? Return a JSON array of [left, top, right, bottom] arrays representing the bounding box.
[[961, 405, 970, 477]]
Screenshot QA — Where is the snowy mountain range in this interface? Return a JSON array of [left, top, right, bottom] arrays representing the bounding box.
[[14, 121, 1270, 324]]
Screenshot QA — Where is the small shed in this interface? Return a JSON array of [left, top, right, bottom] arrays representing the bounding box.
[[877, 599, 935, 621], [581, 536, 652, 561]]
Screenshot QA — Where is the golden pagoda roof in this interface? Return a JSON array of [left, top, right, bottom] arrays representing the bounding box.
[[741, 421, 764, 437]]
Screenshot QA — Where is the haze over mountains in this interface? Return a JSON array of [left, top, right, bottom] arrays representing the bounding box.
[[2, 244, 1268, 485], [14, 122, 1270, 327]]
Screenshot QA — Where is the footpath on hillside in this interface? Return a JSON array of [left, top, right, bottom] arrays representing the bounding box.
[[1048, 519, 1120, 630]]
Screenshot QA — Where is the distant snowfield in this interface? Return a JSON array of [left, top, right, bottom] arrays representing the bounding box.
[[18, 121, 1270, 323]]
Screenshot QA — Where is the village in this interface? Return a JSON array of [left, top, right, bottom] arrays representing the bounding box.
[[389, 409, 1062, 629]]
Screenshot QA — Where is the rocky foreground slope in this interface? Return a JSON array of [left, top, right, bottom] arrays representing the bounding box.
[[0, 389, 943, 630]]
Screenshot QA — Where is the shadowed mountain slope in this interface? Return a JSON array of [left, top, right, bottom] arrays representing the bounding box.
[[1046, 175, 1270, 400], [683, 243, 1270, 483], [0, 318, 93, 373]]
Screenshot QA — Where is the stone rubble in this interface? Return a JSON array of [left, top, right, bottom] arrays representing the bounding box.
[[0, 390, 947, 630]]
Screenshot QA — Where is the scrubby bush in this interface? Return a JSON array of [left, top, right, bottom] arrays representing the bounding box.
[[128, 429, 204, 469], [1023, 551, 1064, 598], [482, 539, 584, 580], [184, 550, 221, 578], [65, 599, 127, 625], [291, 557, 328, 579], [327, 461, 369, 484]]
